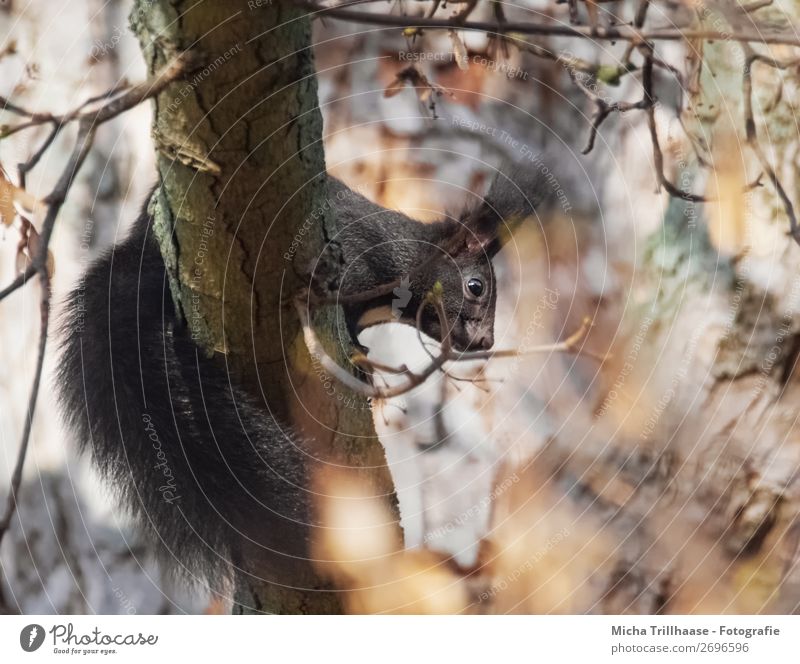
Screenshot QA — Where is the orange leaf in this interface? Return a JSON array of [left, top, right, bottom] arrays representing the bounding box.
[[448, 30, 469, 71], [0, 162, 44, 226]]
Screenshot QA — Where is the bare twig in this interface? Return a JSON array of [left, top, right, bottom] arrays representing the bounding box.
[[297, 288, 597, 399], [453, 0, 479, 24], [742, 49, 800, 243], [1, 55, 188, 139], [508, 33, 631, 79], [0, 129, 92, 543], [567, 0, 579, 25], [18, 124, 60, 181], [426, 0, 442, 19], [0, 264, 35, 302], [294, 0, 800, 47], [0, 271, 49, 537], [570, 69, 647, 154], [303, 0, 794, 216], [297, 292, 453, 398], [0, 55, 191, 549], [621, 0, 650, 65], [639, 46, 711, 203], [457, 316, 605, 362]]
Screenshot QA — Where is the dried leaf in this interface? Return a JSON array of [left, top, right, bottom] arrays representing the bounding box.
[[0, 163, 17, 226], [0, 162, 44, 226], [384, 76, 407, 98], [449, 30, 469, 71], [385, 66, 426, 98], [383, 66, 454, 120]]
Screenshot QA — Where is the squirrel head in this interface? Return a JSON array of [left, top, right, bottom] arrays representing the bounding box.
[[393, 165, 551, 352], [338, 163, 553, 353], [396, 248, 498, 352]]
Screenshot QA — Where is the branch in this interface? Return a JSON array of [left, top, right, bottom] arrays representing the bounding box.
[[453, 0, 479, 24], [296, 289, 598, 399], [0, 264, 35, 302], [305, 1, 790, 215], [1, 54, 188, 139], [507, 32, 633, 79], [0, 269, 49, 538], [621, 0, 650, 64], [742, 49, 800, 244], [0, 130, 88, 544], [296, 292, 452, 398], [294, 0, 800, 47], [570, 69, 647, 155], [638, 46, 710, 203], [0, 54, 192, 551], [569, 45, 716, 202]]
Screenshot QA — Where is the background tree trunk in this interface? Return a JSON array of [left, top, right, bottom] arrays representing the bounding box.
[[130, 0, 396, 614]]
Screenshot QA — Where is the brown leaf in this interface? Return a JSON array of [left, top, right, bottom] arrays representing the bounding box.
[[0, 162, 44, 226], [0, 163, 17, 226], [383, 76, 407, 98], [383, 65, 454, 119], [449, 30, 469, 71], [384, 65, 427, 98]]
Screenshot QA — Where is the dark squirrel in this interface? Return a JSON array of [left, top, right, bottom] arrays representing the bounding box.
[[57, 167, 549, 585]]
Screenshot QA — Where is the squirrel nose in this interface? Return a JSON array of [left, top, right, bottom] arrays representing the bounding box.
[[477, 335, 492, 350]]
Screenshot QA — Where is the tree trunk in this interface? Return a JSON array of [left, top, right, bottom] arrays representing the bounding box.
[[130, 0, 396, 614]]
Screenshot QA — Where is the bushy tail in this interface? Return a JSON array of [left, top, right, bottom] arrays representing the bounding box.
[[58, 201, 312, 584]]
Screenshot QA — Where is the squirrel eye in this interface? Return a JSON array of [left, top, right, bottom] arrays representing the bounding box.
[[466, 277, 484, 297]]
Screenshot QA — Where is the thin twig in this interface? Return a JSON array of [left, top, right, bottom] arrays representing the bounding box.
[[0, 272, 49, 537], [508, 33, 630, 78], [0, 54, 192, 549], [640, 45, 710, 203], [1, 54, 190, 140], [0, 265, 35, 302], [567, 0, 579, 25], [18, 123, 60, 180], [297, 288, 597, 399], [453, 0, 478, 24], [294, 0, 800, 47], [570, 69, 647, 154], [621, 0, 650, 65], [0, 127, 95, 546], [742, 49, 800, 243]]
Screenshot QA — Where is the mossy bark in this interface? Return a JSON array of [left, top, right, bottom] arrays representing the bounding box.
[[130, 0, 395, 614]]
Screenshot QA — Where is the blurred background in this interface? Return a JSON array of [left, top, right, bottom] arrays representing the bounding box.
[[2, 0, 800, 613]]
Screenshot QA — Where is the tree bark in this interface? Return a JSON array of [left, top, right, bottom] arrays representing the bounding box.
[[130, 0, 395, 614]]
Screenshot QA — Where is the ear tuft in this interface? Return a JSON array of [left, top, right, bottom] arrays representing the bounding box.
[[456, 159, 555, 257]]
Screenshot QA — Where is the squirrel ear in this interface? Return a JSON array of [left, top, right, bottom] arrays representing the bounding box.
[[462, 214, 502, 255], [456, 162, 550, 258]]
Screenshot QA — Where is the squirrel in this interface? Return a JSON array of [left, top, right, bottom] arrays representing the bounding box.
[[57, 167, 549, 586]]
